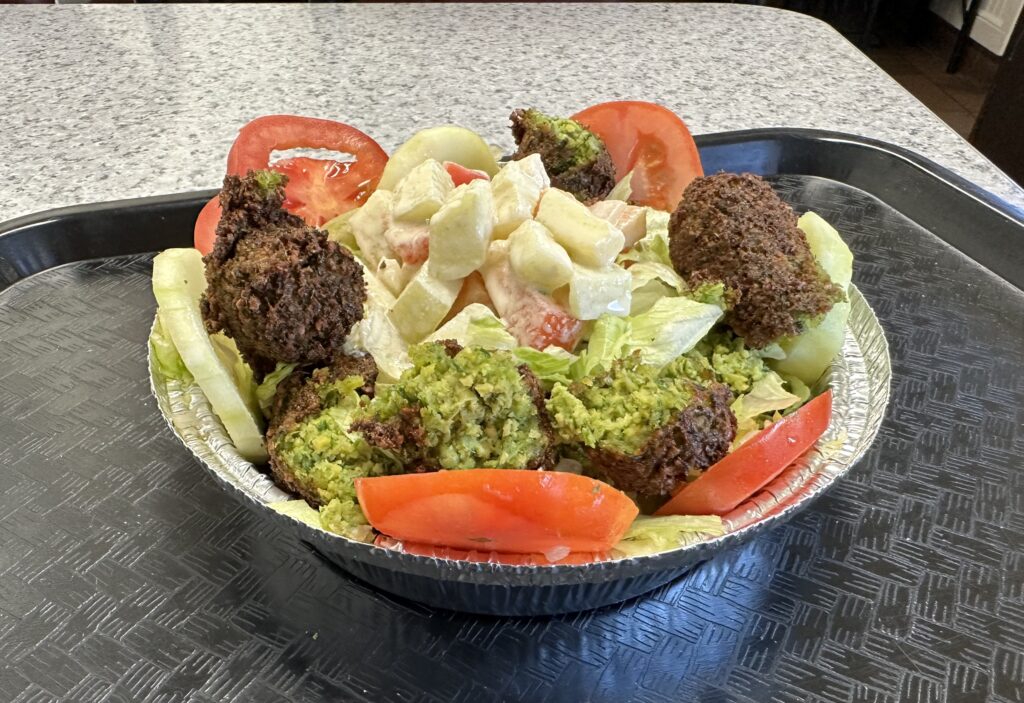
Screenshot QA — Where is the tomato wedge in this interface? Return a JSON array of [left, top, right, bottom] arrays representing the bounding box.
[[656, 390, 833, 517], [355, 469, 638, 554], [192, 115, 388, 254], [193, 195, 222, 255], [572, 101, 702, 212], [444, 161, 490, 186], [227, 115, 388, 227], [375, 536, 610, 566]]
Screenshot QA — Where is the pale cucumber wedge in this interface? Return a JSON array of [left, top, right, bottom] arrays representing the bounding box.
[[379, 126, 500, 190], [151, 248, 268, 463]]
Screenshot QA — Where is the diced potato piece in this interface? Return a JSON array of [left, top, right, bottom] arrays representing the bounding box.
[[590, 200, 647, 250], [567, 263, 632, 319], [349, 189, 395, 268], [508, 220, 573, 293], [492, 156, 548, 238], [385, 221, 430, 265], [392, 159, 454, 222], [536, 189, 625, 268], [388, 266, 462, 342], [428, 180, 495, 281]]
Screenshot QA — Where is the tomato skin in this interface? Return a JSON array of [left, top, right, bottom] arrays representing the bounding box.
[[656, 390, 833, 516], [572, 101, 703, 212], [480, 254, 584, 351], [226, 114, 388, 226], [375, 536, 610, 566], [193, 195, 222, 255], [356, 469, 639, 554], [444, 161, 490, 186]]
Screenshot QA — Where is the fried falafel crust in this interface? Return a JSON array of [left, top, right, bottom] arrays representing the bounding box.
[[510, 108, 616, 204], [201, 171, 367, 379], [266, 354, 379, 505], [585, 382, 736, 496], [669, 173, 842, 349]]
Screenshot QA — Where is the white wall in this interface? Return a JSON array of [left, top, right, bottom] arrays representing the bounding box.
[[931, 0, 1023, 55]]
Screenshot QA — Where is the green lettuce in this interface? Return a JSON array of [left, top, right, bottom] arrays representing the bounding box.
[[606, 169, 634, 201], [426, 304, 517, 350], [614, 515, 725, 557], [513, 346, 577, 385], [618, 208, 672, 266], [628, 261, 685, 315], [256, 362, 298, 419], [627, 297, 723, 367], [149, 313, 192, 383]]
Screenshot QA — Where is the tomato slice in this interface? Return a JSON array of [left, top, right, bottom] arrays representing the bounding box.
[[193, 195, 222, 254], [375, 536, 610, 566], [444, 161, 490, 186], [355, 469, 639, 554], [226, 114, 388, 226], [656, 390, 833, 516], [572, 101, 702, 212]]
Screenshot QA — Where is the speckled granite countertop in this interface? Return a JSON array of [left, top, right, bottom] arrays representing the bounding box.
[[0, 3, 1021, 223]]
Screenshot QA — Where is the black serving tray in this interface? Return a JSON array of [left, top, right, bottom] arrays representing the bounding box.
[[1, 130, 1022, 702]]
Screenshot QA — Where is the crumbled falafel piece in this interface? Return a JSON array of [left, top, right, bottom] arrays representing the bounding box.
[[266, 354, 382, 505], [510, 108, 616, 203], [584, 383, 735, 496], [668, 173, 843, 348], [547, 354, 736, 496], [201, 170, 367, 378], [355, 342, 556, 471]]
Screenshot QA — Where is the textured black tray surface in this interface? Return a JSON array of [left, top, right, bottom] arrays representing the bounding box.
[[1, 131, 1023, 701]]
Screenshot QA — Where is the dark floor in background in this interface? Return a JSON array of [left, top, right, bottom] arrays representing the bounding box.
[[864, 40, 993, 139]]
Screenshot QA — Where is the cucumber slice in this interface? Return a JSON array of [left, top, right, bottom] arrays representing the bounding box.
[[379, 126, 500, 190], [151, 248, 268, 463]]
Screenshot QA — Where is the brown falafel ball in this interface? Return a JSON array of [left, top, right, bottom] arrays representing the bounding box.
[[510, 108, 616, 203], [201, 171, 366, 378], [584, 382, 736, 496], [668, 173, 842, 348]]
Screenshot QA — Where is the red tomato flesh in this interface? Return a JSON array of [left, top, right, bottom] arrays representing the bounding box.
[[572, 101, 703, 212], [656, 390, 833, 516], [226, 115, 388, 222], [444, 161, 490, 186], [356, 469, 639, 554], [193, 195, 222, 256], [194, 114, 388, 254]]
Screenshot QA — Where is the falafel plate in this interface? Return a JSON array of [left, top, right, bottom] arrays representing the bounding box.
[[150, 102, 855, 564]]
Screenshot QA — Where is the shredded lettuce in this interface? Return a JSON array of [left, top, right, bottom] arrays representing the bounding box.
[[627, 297, 724, 368], [614, 515, 725, 558], [731, 372, 801, 422], [573, 315, 631, 377], [606, 169, 634, 201], [256, 362, 298, 419], [513, 346, 577, 385], [426, 304, 517, 350], [628, 261, 685, 315], [150, 313, 192, 384]]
